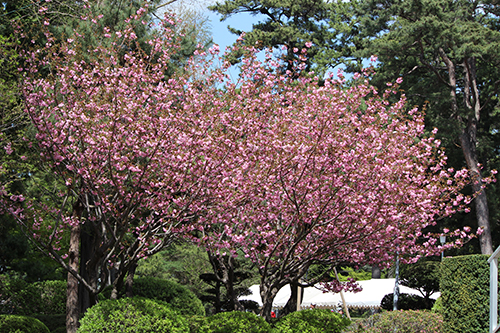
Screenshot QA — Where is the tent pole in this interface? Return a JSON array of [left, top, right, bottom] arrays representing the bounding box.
[[334, 267, 351, 320], [296, 282, 302, 311]]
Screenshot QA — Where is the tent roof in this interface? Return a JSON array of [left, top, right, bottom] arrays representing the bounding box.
[[240, 279, 440, 309]]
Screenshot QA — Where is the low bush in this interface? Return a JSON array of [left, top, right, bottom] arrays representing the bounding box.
[[186, 315, 208, 333], [197, 311, 271, 333], [32, 314, 65, 333], [0, 314, 50, 333], [0, 276, 66, 316], [349, 310, 443, 333], [77, 297, 189, 333], [273, 309, 350, 333], [132, 277, 205, 316], [380, 292, 432, 311]]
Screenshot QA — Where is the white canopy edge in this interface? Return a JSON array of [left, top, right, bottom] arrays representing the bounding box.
[[240, 279, 440, 309]]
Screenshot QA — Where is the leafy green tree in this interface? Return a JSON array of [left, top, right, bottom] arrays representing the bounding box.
[[136, 242, 213, 298], [199, 251, 258, 314], [400, 260, 440, 309], [209, 0, 358, 76], [351, 0, 500, 255]]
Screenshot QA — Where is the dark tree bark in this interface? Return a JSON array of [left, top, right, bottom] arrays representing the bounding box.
[[371, 265, 381, 279], [207, 251, 245, 312], [439, 50, 493, 255], [280, 281, 304, 318], [125, 262, 137, 298], [66, 200, 83, 333]]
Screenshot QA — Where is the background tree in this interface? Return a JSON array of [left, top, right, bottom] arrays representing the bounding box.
[[400, 259, 440, 309], [136, 242, 213, 298], [208, 0, 358, 76], [352, 0, 500, 255]]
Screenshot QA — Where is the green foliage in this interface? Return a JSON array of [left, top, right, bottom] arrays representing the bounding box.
[[273, 309, 350, 333], [351, 310, 444, 333], [0, 314, 50, 333], [380, 293, 433, 311], [132, 277, 205, 316], [186, 315, 208, 333], [77, 297, 189, 333], [431, 296, 443, 315], [440, 254, 490, 333], [136, 243, 212, 298], [196, 311, 270, 333], [400, 260, 440, 300], [336, 267, 372, 282], [31, 314, 65, 333], [0, 277, 66, 315]]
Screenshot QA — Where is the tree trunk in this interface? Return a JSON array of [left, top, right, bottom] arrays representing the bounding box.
[[459, 123, 493, 254], [280, 281, 303, 318], [259, 282, 280, 322], [78, 223, 93, 314], [227, 257, 244, 311], [66, 223, 81, 333], [214, 280, 222, 314], [461, 57, 493, 255], [125, 261, 137, 298], [371, 265, 381, 279], [439, 50, 493, 255]]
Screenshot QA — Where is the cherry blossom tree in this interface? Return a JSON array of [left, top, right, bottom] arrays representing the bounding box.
[[1, 6, 227, 332], [193, 50, 493, 320]]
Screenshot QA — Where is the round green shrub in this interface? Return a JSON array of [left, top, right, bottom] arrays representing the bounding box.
[[77, 297, 189, 333], [380, 293, 432, 311], [0, 277, 66, 316], [199, 311, 271, 333], [133, 277, 205, 316], [273, 309, 351, 333], [0, 314, 50, 333], [32, 314, 65, 332], [186, 315, 209, 333], [34, 280, 66, 315], [354, 310, 443, 333]]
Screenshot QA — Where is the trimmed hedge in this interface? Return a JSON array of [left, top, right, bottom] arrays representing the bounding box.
[[273, 309, 350, 333], [440, 254, 489, 333], [0, 314, 50, 333], [132, 277, 205, 316], [77, 297, 189, 333], [196, 311, 270, 333], [349, 310, 443, 332]]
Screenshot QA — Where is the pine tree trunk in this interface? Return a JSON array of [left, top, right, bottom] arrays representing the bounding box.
[[460, 123, 493, 254], [439, 50, 493, 255]]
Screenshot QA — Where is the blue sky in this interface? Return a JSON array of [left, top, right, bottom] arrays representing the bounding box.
[[201, 5, 355, 80], [206, 9, 264, 52]]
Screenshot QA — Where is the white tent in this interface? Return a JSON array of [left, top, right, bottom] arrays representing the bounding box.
[[240, 279, 440, 309]]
